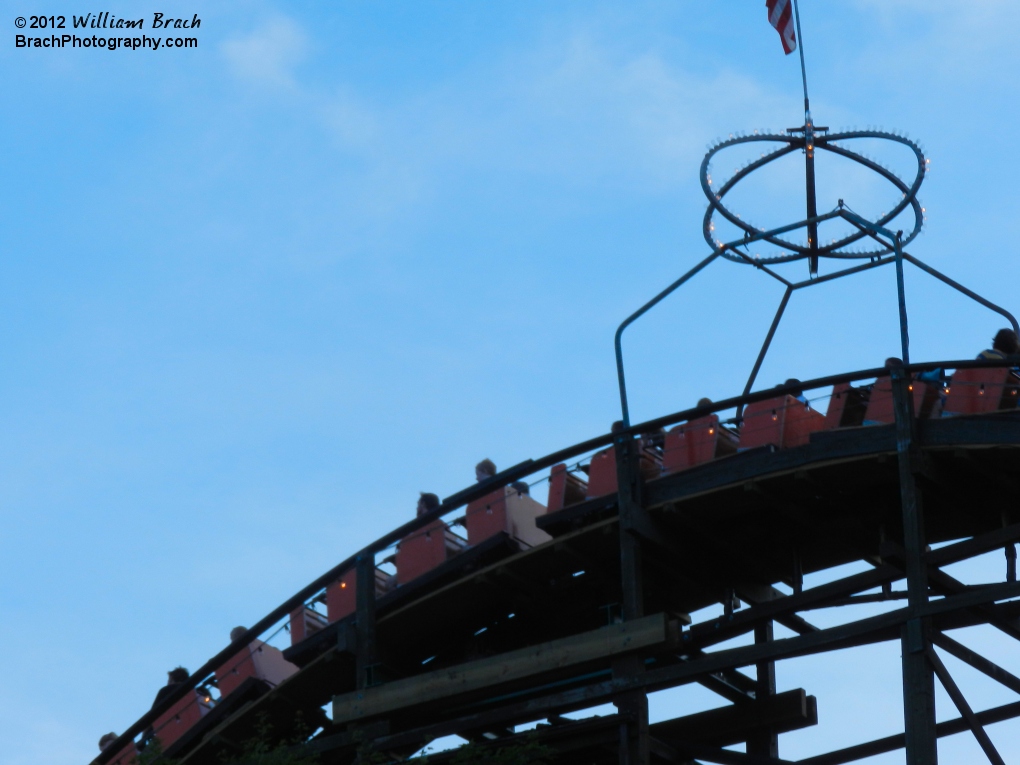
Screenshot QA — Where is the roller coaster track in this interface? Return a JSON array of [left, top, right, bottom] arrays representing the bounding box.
[[94, 356, 1020, 765], [93, 75, 1020, 762]]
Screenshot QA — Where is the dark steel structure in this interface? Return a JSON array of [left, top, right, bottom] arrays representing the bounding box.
[[615, 124, 1016, 428]]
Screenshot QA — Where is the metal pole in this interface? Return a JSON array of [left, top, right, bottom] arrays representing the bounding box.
[[615, 252, 719, 426], [893, 233, 911, 364], [902, 253, 1020, 336], [739, 286, 793, 417], [792, 0, 810, 118], [791, 0, 819, 276]]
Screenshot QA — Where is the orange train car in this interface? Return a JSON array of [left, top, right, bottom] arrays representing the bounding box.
[[942, 367, 1019, 416], [661, 414, 738, 474], [740, 395, 825, 450], [325, 565, 395, 623], [394, 520, 467, 585], [465, 485, 551, 548], [214, 639, 298, 699], [151, 690, 213, 749]]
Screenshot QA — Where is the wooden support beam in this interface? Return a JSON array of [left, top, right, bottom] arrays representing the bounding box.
[[737, 584, 819, 636], [355, 553, 378, 689], [926, 647, 1006, 765], [927, 568, 1020, 642], [748, 622, 778, 758], [332, 612, 677, 724], [890, 367, 937, 765], [615, 434, 650, 765], [686, 565, 900, 650], [798, 697, 1020, 765], [658, 581, 1020, 696], [882, 540, 1020, 642], [697, 669, 758, 705], [932, 631, 1020, 695], [925, 520, 1020, 569], [652, 688, 816, 748], [615, 689, 650, 765], [669, 741, 795, 765], [615, 434, 646, 622], [678, 646, 759, 704]]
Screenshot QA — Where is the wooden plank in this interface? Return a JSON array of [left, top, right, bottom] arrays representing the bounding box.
[[644, 417, 1020, 513], [332, 612, 674, 723], [927, 520, 1020, 567], [644, 429, 898, 510], [651, 688, 816, 747], [921, 414, 1020, 447]]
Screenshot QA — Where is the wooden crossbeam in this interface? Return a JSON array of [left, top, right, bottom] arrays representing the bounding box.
[[926, 647, 1006, 765], [671, 740, 795, 765], [314, 690, 817, 763], [881, 540, 1020, 641], [796, 699, 1020, 765], [360, 581, 1020, 740], [737, 584, 819, 636], [669, 582, 1020, 685], [332, 612, 677, 723], [653, 688, 816, 748], [932, 631, 1020, 694], [927, 521, 1020, 567], [685, 565, 900, 650]]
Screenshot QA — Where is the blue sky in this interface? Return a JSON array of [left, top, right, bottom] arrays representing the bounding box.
[[4, 2, 1020, 763]]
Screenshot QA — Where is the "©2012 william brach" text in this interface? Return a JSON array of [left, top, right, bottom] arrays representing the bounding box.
[[71, 12, 200, 29]]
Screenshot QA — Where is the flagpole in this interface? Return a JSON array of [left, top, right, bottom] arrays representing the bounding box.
[[792, 0, 810, 120], [791, 0, 819, 275]]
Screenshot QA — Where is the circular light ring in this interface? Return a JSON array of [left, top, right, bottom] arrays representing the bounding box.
[[700, 130, 926, 265]]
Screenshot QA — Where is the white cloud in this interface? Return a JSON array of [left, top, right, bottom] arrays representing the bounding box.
[[221, 17, 307, 88], [320, 90, 378, 150], [313, 30, 799, 197], [513, 34, 793, 179], [849, 0, 1020, 83]]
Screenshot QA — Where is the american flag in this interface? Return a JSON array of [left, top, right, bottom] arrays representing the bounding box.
[[766, 0, 797, 55]]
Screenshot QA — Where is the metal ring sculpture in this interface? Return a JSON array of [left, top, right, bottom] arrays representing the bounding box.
[[700, 129, 927, 264]]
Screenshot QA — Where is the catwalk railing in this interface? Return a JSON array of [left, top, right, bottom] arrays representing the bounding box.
[[91, 354, 1020, 764]]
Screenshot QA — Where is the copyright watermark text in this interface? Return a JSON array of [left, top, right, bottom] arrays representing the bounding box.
[[14, 12, 201, 49]]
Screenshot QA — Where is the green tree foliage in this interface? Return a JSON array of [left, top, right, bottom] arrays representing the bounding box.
[[218, 713, 318, 765], [135, 738, 180, 765], [449, 737, 553, 765]]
